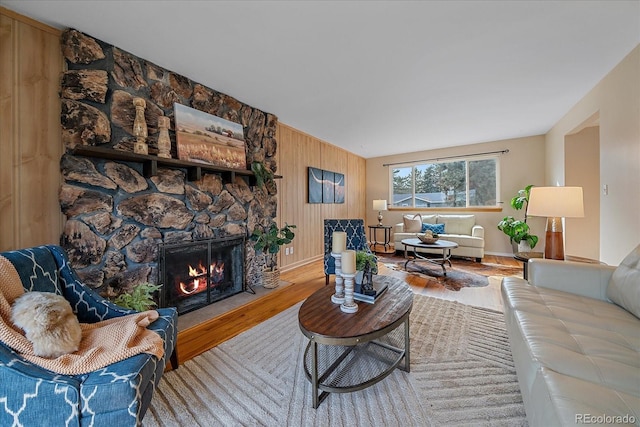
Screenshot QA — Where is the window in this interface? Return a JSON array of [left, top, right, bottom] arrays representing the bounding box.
[[391, 156, 498, 208]]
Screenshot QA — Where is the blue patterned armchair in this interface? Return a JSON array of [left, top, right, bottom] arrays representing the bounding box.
[[324, 219, 374, 285], [0, 245, 178, 426]]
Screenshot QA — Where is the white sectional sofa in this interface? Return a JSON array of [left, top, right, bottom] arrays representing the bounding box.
[[393, 214, 485, 261], [501, 245, 640, 426]]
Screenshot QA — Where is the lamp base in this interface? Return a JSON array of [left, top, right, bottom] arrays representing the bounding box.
[[544, 217, 565, 260], [377, 212, 383, 226]]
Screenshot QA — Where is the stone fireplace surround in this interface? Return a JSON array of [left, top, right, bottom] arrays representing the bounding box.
[[58, 29, 278, 303]]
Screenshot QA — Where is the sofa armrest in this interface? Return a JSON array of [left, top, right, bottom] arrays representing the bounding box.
[[528, 259, 615, 301], [471, 225, 484, 238], [394, 223, 404, 233]]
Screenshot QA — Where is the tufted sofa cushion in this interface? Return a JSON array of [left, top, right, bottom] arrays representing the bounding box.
[[530, 367, 639, 426], [503, 282, 640, 396]]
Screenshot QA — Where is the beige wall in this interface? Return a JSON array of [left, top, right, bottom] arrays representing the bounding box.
[[366, 136, 546, 255], [0, 7, 64, 251], [565, 126, 600, 260], [546, 44, 640, 265]]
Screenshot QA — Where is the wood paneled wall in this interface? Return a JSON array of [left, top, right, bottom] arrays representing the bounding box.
[[0, 7, 368, 263], [276, 123, 366, 271], [0, 8, 64, 251]]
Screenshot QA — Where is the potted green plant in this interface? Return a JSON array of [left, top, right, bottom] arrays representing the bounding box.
[[355, 250, 378, 285], [251, 161, 274, 188], [111, 282, 162, 311], [497, 184, 538, 252], [250, 222, 296, 288]]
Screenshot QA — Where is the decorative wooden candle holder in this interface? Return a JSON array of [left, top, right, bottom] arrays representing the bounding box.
[[330, 252, 345, 304], [340, 272, 358, 313], [157, 116, 171, 158], [132, 97, 148, 155]]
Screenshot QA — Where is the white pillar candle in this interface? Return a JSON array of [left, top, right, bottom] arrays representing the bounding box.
[[332, 231, 346, 254], [341, 250, 356, 274]]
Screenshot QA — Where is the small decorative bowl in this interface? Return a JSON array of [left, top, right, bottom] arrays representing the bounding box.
[[417, 234, 439, 244]]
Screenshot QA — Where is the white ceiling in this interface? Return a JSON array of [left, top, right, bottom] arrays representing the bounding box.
[[3, 0, 639, 158]]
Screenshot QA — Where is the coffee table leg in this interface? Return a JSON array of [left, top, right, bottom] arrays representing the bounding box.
[[440, 248, 447, 276], [439, 248, 454, 276], [311, 340, 319, 408], [404, 316, 410, 372]]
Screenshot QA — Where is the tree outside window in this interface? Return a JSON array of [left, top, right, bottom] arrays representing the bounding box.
[[391, 157, 497, 208]]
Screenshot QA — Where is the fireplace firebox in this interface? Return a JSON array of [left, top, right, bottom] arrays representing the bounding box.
[[158, 235, 251, 315]]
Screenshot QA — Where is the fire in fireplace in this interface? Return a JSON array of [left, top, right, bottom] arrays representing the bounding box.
[[179, 257, 226, 295], [158, 235, 250, 315]]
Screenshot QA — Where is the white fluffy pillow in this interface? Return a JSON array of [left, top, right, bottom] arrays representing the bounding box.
[[606, 244, 640, 319], [403, 214, 422, 233]]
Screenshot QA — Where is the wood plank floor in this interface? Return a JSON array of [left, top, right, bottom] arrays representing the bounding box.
[[173, 254, 522, 366]]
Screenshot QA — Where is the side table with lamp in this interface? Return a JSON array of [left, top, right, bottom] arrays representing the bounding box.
[[517, 186, 604, 278], [369, 199, 393, 253]]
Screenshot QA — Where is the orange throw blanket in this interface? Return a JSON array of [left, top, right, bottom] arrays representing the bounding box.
[[0, 255, 164, 375]]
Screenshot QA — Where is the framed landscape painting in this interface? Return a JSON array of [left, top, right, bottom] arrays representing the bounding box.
[[174, 103, 247, 169]]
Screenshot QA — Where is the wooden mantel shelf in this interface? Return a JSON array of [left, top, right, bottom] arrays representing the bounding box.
[[70, 145, 281, 184]]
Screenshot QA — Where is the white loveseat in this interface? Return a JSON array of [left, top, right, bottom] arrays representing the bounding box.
[[501, 245, 640, 426], [393, 214, 484, 261]]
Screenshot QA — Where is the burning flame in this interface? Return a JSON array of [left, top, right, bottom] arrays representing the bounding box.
[[179, 278, 201, 295], [188, 262, 207, 277], [177, 260, 226, 296]]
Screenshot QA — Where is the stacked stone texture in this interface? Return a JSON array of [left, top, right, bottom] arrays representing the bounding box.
[[59, 29, 277, 298]]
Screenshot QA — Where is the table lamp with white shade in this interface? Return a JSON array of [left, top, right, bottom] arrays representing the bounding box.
[[373, 199, 388, 226], [526, 186, 584, 260]]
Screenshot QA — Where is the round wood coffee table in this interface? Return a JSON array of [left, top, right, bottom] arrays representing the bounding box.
[[298, 276, 413, 408], [401, 238, 459, 276]]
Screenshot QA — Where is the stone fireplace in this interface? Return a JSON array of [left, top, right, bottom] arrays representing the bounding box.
[[57, 29, 278, 306], [158, 235, 248, 315]]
